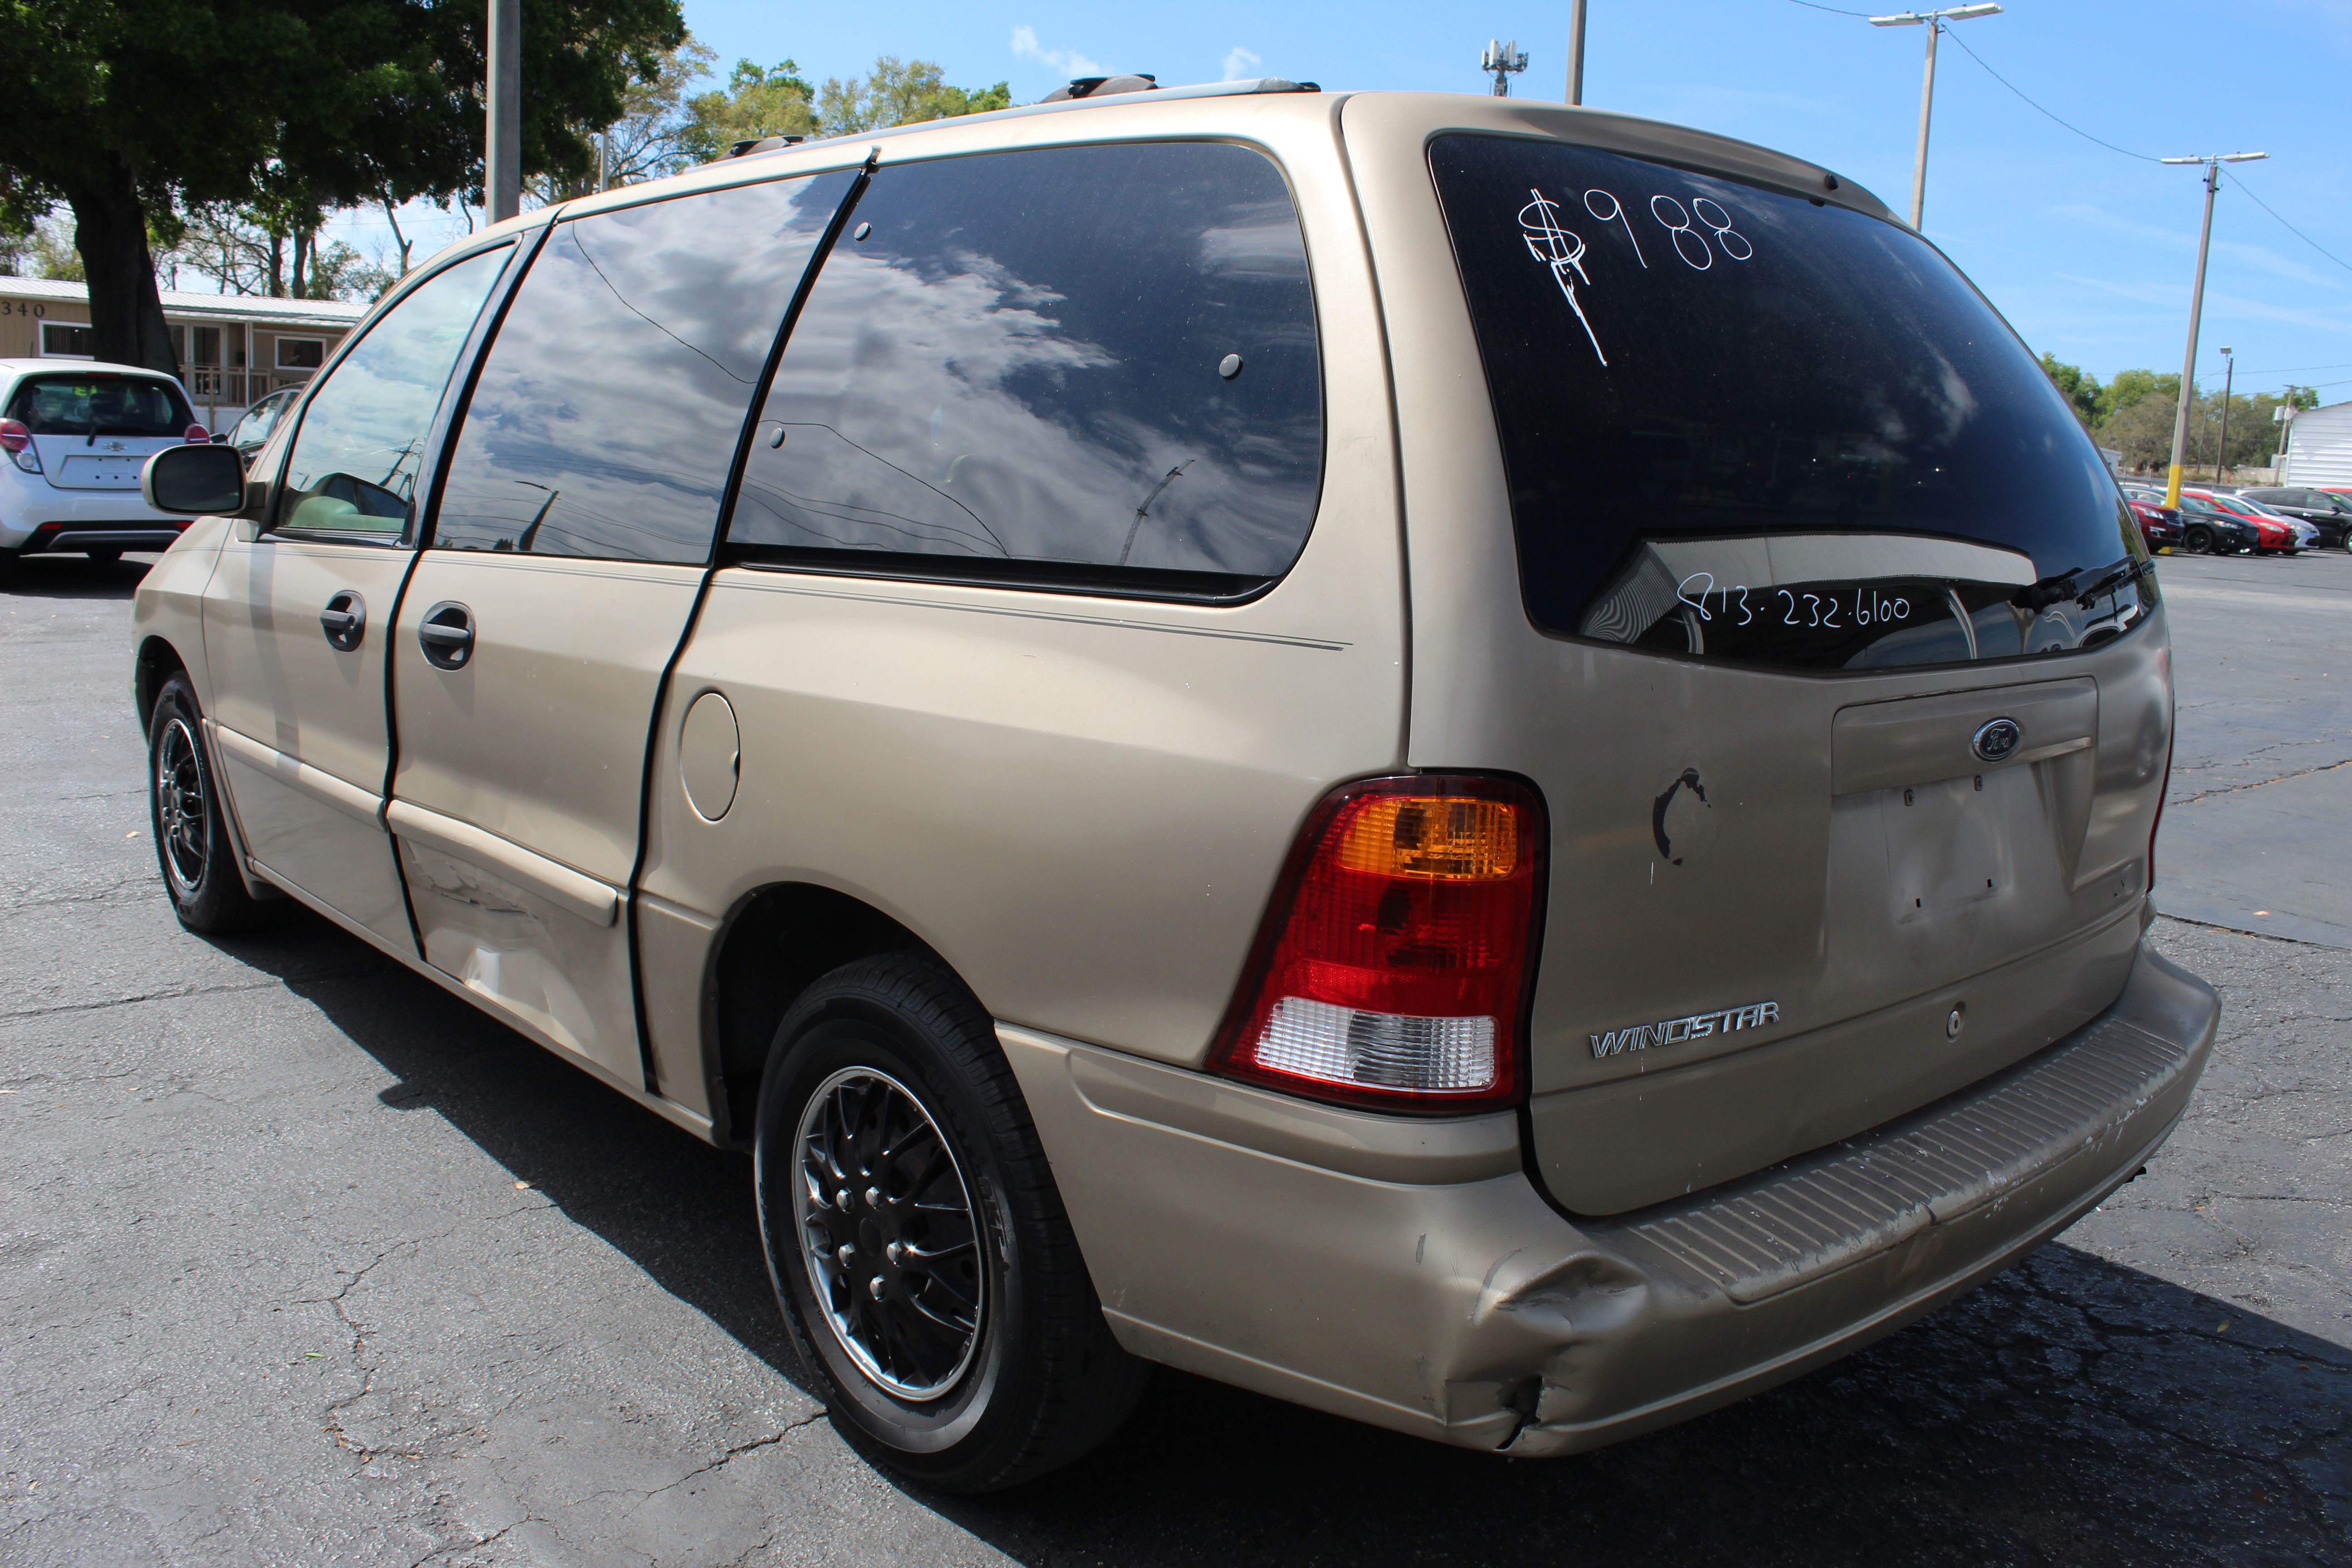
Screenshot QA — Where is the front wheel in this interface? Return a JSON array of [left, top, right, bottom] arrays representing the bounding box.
[[2183, 524, 2214, 555], [754, 954, 1147, 1492], [148, 676, 270, 933]]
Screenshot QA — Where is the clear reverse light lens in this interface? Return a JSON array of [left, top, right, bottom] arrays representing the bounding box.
[[1253, 998, 1498, 1093]]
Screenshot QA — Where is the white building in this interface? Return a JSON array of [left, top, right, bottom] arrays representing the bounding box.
[[0, 276, 365, 431], [2278, 399, 2352, 486]]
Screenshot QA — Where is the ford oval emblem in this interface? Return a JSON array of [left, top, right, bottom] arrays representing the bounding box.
[[1972, 717, 2023, 764]]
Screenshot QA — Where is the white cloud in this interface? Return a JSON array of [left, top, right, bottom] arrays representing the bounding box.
[[1011, 24, 1107, 79], [1220, 46, 1261, 82]]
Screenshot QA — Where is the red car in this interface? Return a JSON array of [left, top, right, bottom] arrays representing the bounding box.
[[2184, 488, 2300, 554], [2124, 494, 2184, 551]]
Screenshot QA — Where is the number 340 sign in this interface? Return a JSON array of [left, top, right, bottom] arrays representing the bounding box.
[[1518, 185, 1751, 365]]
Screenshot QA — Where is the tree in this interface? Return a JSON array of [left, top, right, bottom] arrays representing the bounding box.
[[0, 0, 684, 373], [818, 57, 1012, 135], [2037, 353, 2107, 431], [680, 58, 822, 162], [539, 36, 718, 201]]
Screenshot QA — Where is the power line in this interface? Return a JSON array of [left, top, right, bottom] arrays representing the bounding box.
[[2224, 175, 2352, 279], [1783, 0, 1872, 14], [1934, 27, 2163, 163]]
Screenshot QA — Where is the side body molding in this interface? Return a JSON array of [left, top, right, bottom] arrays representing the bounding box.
[[384, 799, 621, 927]]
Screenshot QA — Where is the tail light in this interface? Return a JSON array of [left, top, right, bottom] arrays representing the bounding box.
[[184, 424, 209, 444], [1209, 775, 1545, 1113], [0, 419, 39, 474]]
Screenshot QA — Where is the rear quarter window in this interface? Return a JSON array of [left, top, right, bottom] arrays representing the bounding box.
[[725, 140, 1324, 598], [1430, 133, 2149, 671]]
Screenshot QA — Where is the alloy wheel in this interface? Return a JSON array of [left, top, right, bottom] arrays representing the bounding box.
[[155, 715, 209, 897], [794, 1067, 985, 1401]]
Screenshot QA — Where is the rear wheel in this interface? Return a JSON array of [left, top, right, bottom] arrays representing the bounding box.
[[754, 953, 1147, 1492], [2183, 524, 2214, 555], [148, 675, 270, 933]]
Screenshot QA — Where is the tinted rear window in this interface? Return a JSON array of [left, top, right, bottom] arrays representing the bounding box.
[[726, 141, 1323, 598], [1431, 134, 2150, 671], [6, 374, 192, 437]]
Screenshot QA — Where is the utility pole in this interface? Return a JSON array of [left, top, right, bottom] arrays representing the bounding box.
[[2213, 347, 2235, 485], [1481, 39, 1528, 97], [1867, 4, 2001, 231], [2158, 152, 2267, 506], [1566, 0, 1588, 104], [486, 0, 521, 223]]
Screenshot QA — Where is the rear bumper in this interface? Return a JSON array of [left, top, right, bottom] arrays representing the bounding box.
[[1002, 931, 2217, 1455]]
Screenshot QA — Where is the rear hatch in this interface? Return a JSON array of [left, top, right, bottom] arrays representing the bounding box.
[[1422, 132, 2172, 1214], [6, 371, 195, 490]]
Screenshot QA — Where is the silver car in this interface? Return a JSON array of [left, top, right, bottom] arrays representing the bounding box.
[[132, 82, 2216, 1491]]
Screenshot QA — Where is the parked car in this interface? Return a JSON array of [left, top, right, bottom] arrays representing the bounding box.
[[0, 360, 206, 581], [2123, 484, 2253, 554], [2186, 488, 2308, 554], [2123, 493, 2184, 551], [130, 84, 2216, 1491], [2240, 486, 2352, 551], [214, 387, 300, 467]]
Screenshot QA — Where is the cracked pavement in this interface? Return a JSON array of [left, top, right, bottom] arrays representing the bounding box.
[[3, 553, 2347, 1566]]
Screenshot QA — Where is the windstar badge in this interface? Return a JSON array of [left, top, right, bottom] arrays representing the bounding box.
[[1591, 1000, 1780, 1059]]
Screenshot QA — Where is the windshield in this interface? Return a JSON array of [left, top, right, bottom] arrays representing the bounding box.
[[5, 373, 193, 438], [1431, 134, 2151, 671]]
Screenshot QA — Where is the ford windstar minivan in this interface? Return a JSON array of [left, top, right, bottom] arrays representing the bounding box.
[[131, 81, 2218, 1492]]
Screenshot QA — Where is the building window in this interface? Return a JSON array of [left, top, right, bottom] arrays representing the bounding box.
[[41, 321, 94, 358], [187, 325, 221, 366], [276, 337, 326, 370]]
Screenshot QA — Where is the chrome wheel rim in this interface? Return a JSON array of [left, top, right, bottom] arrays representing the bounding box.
[[155, 715, 208, 897], [794, 1067, 985, 1401]]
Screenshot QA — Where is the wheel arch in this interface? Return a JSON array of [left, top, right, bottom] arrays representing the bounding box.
[[134, 635, 191, 730], [703, 880, 950, 1147]]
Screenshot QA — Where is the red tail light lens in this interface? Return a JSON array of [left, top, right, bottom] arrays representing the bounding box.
[[1210, 775, 1545, 1113], [184, 424, 209, 444], [0, 419, 29, 453]]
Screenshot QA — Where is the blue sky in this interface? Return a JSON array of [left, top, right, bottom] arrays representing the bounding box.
[[350, 0, 2352, 401]]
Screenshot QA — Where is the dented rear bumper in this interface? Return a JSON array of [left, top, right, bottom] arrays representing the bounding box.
[[1000, 933, 2218, 1455]]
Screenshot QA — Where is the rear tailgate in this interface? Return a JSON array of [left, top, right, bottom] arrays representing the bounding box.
[[1347, 98, 2172, 1216]]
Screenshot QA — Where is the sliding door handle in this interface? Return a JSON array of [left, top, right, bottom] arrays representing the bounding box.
[[319, 589, 366, 652], [418, 600, 475, 671]]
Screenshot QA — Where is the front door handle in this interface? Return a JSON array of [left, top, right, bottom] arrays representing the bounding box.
[[418, 600, 475, 671], [319, 589, 366, 652]]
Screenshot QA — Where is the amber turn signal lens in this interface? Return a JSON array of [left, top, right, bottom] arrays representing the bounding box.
[[1334, 795, 1519, 881]]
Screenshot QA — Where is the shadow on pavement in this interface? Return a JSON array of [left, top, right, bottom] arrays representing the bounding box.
[[206, 906, 2351, 1567], [4, 553, 153, 602]]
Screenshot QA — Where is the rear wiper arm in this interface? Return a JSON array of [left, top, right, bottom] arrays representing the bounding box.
[[2012, 558, 2151, 612]]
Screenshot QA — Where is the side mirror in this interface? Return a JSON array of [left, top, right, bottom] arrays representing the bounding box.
[[142, 442, 248, 516]]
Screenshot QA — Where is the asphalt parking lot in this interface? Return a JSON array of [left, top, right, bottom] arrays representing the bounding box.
[[3, 547, 2347, 1567]]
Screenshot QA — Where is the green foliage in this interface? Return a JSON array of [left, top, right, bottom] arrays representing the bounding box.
[[679, 52, 1012, 162], [680, 57, 820, 165], [818, 57, 1013, 136], [2284, 384, 2322, 412], [539, 36, 720, 199], [2090, 370, 2296, 476], [2037, 353, 2107, 430]]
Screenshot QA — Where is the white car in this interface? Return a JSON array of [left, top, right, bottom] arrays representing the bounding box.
[[0, 358, 211, 581]]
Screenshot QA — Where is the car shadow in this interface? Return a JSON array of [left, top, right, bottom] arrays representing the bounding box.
[[204, 907, 2350, 1567], [5, 552, 155, 601]]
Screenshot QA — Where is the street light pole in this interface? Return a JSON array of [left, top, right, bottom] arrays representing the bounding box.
[[1867, 4, 2001, 231], [2159, 152, 2267, 506], [1566, 0, 1588, 104], [486, 0, 521, 223]]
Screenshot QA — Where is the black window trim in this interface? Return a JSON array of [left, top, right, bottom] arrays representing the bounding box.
[[711, 135, 1328, 608], [265, 233, 524, 548]]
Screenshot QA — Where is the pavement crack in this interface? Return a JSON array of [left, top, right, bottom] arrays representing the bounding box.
[[2173, 755, 2352, 805], [642, 1411, 828, 1501]]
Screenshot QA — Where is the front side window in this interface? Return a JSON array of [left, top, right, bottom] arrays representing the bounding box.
[[5, 373, 191, 435], [277, 246, 511, 535], [431, 169, 857, 563], [1431, 134, 2150, 671], [726, 142, 1324, 597]]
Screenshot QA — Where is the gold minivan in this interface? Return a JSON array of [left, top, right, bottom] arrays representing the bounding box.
[[133, 82, 2219, 1491]]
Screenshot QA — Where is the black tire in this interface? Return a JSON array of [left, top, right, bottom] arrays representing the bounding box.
[[0, 546, 16, 586], [2183, 524, 2213, 555], [147, 675, 270, 933], [754, 953, 1147, 1492], [84, 547, 122, 565]]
